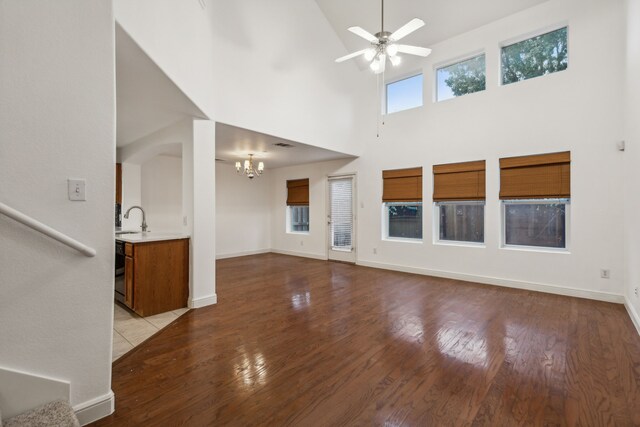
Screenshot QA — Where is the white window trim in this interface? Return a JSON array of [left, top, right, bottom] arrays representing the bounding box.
[[434, 51, 487, 103], [286, 205, 310, 235], [382, 202, 424, 242], [432, 201, 486, 247], [499, 24, 570, 87], [384, 72, 424, 115], [500, 198, 571, 253]]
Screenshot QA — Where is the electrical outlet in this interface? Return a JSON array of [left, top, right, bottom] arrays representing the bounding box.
[[373, 247, 377, 255], [635, 287, 639, 298], [600, 269, 610, 279], [300, 240, 304, 246]]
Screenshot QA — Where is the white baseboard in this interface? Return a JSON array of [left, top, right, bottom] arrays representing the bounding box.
[[625, 297, 640, 336], [189, 293, 217, 309], [270, 249, 328, 261], [74, 391, 114, 426], [216, 249, 270, 260], [0, 366, 71, 420], [357, 260, 625, 304]]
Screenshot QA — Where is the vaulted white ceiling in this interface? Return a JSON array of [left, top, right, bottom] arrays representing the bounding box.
[[116, 24, 206, 147], [316, 0, 549, 64]]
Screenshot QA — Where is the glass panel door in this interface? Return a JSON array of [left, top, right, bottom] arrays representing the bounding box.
[[328, 175, 356, 263]]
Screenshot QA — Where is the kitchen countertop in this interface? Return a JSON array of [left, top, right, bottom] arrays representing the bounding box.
[[115, 231, 190, 243]]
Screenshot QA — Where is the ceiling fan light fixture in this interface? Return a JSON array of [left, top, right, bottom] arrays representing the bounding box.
[[364, 48, 376, 61], [370, 58, 381, 72], [389, 55, 401, 66], [386, 44, 398, 57]]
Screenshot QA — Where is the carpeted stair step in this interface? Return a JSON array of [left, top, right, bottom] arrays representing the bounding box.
[[2, 400, 79, 427]]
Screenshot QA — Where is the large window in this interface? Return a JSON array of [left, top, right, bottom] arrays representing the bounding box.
[[433, 160, 486, 244], [382, 167, 423, 240], [503, 200, 568, 248], [288, 205, 309, 233], [386, 203, 423, 239], [436, 54, 486, 102], [386, 74, 423, 114], [437, 202, 484, 243], [501, 27, 568, 85], [500, 151, 570, 250], [286, 178, 309, 233]]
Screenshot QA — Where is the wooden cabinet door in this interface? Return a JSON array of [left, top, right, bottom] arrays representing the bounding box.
[[116, 163, 122, 205], [124, 256, 134, 309]]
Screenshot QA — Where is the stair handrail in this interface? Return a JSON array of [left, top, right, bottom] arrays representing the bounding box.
[[0, 202, 96, 257]]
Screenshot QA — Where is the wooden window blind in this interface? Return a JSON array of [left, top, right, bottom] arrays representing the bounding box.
[[286, 179, 309, 206], [499, 151, 570, 199], [382, 167, 422, 202], [433, 160, 486, 201]]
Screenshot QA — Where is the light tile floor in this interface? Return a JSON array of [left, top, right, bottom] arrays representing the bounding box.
[[113, 303, 189, 361]]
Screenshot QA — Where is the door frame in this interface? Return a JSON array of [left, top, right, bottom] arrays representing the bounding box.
[[326, 173, 357, 263]]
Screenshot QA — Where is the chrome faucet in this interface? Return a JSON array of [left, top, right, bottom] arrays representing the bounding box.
[[124, 206, 148, 232]]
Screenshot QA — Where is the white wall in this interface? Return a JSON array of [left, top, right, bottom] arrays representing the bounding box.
[[121, 163, 142, 230], [190, 120, 217, 308], [270, 159, 355, 260], [113, 0, 367, 156], [624, 0, 640, 325], [271, 0, 628, 302], [0, 0, 115, 423], [114, 0, 217, 120], [141, 155, 183, 232], [216, 164, 271, 258]]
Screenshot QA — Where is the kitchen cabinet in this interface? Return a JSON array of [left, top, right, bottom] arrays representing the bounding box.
[[115, 163, 122, 205], [123, 238, 189, 317]]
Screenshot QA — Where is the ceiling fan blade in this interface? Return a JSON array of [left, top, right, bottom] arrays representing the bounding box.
[[390, 18, 425, 41], [396, 44, 432, 57], [348, 26, 379, 43], [335, 49, 368, 63]]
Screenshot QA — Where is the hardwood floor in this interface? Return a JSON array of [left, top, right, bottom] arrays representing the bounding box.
[[92, 253, 640, 426]]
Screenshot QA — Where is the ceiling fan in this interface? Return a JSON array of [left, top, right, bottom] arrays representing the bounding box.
[[335, 0, 432, 74]]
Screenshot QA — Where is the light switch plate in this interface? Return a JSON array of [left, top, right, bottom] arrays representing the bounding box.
[[68, 179, 86, 201]]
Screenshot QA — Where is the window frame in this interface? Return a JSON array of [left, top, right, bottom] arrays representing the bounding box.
[[433, 200, 486, 247], [287, 204, 310, 235], [499, 24, 570, 87], [382, 201, 424, 243], [434, 51, 487, 103], [500, 198, 571, 253], [385, 72, 424, 115]]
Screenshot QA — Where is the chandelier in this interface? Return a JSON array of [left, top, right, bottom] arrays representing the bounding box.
[[235, 154, 264, 179]]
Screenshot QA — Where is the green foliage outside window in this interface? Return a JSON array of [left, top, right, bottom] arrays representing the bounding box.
[[501, 27, 568, 85], [443, 55, 486, 98]]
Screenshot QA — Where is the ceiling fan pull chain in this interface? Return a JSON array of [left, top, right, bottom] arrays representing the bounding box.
[[382, 67, 385, 127], [376, 73, 380, 138]]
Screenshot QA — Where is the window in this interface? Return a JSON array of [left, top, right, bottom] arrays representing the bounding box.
[[288, 205, 309, 233], [382, 167, 423, 240], [385, 203, 423, 239], [501, 27, 568, 85], [286, 178, 309, 233], [503, 199, 568, 248], [500, 151, 570, 249], [433, 160, 486, 244], [436, 54, 486, 102], [437, 202, 484, 243], [386, 74, 423, 114]]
